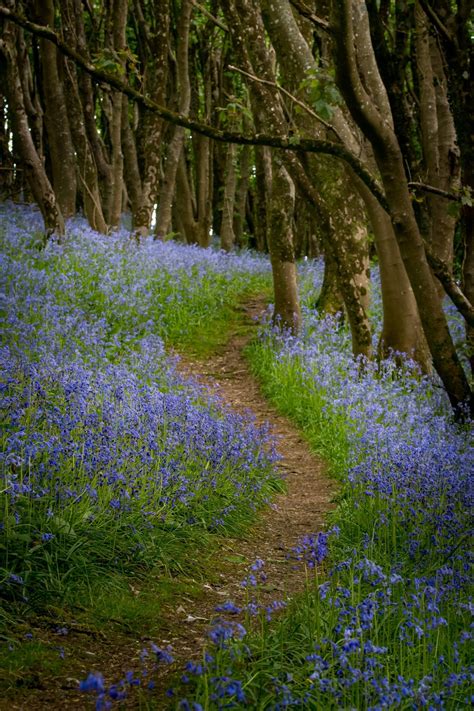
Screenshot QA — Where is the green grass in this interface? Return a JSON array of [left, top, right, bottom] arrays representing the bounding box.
[[1, 212, 278, 696], [244, 338, 350, 477], [0, 639, 65, 690]]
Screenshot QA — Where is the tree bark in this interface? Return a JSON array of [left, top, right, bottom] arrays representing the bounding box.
[[233, 144, 251, 246], [106, 0, 128, 228], [220, 141, 237, 251], [253, 146, 271, 252], [1, 15, 64, 235], [154, 0, 192, 240], [131, 0, 169, 236], [332, 0, 471, 414], [175, 149, 198, 243], [362, 184, 430, 367], [221, 0, 301, 331], [269, 158, 301, 331], [262, 0, 372, 356], [69, 0, 112, 222], [34, 0, 76, 217], [415, 3, 459, 292], [121, 95, 142, 216], [317, 249, 345, 316]]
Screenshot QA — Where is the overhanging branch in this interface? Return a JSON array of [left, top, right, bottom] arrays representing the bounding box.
[[424, 245, 474, 327], [409, 181, 458, 201], [0, 4, 388, 211], [288, 0, 331, 33]]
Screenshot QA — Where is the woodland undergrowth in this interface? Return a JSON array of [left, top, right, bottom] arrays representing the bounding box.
[[1, 205, 472, 709], [175, 271, 472, 709], [0, 203, 279, 685]]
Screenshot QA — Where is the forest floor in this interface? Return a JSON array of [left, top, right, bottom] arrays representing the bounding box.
[[3, 298, 335, 710]]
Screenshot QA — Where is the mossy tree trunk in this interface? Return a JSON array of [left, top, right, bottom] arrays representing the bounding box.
[[332, 0, 471, 414], [1, 14, 64, 236]]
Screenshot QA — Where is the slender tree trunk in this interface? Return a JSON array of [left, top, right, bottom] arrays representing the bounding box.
[[233, 144, 251, 246], [462, 185, 474, 374], [63, 68, 107, 233], [269, 158, 301, 331], [67, 0, 112, 219], [121, 95, 142, 215], [194, 132, 213, 247], [221, 0, 301, 331], [262, 0, 372, 357], [1, 18, 64, 235], [34, 0, 76, 217], [155, 0, 192, 239], [253, 146, 271, 251], [59, 0, 108, 232], [362, 185, 430, 367], [175, 150, 198, 243], [0, 23, 64, 236], [104, 0, 128, 228], [0, 88, 14, 198], [132, 0, 169, 236], [220, 141, 237, 251], [317, 250, 345, 316], [415, 4, 459, 293], [17, 28, 43, 161]]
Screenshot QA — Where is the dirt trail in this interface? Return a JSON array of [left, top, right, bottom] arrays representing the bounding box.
[[175, 297, 334, 591], [5, 299, 334, 710], [155, 298, 335, 666]]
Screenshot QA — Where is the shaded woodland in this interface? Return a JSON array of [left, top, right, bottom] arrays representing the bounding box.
[[0, 0, 472, 413]]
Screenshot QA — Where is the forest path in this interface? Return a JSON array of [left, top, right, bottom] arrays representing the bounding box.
[[151, 297, 336, 688], [174, 296, 334, 598], [6, 298, 335, 710]]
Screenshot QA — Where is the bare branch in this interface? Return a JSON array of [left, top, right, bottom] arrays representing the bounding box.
[[190, 0, 228, 32], [424, 245, 474, 327], [417, 0, 455, 46], [227, 63, 344, 142], [408, 181, 458, 201], [288, 0, 331, 33]]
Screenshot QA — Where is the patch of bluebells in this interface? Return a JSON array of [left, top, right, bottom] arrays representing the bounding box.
[[79, 643, 174, 709], [173, 260, 473, 706], [0, 204, 280, 596]]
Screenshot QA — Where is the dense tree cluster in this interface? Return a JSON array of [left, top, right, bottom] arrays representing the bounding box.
[[0, 0, 472, 413]]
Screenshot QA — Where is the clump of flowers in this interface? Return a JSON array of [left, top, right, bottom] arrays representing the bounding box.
[[0, 204, 280, 602], [168, 260, 473, 707]]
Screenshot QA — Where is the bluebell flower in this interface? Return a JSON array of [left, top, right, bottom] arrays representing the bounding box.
[[79, 672, 105, 693]]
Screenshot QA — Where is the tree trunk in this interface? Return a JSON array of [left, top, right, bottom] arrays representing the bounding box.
[[262, 0, 372, 357], [104, 0, 128, 228], [35, 0, 76, 217], [59, 0, 108, 232], [121, 95, 142, 215], [332, 0, 471, 414], [269, 158, 301, 331], [0, 88, 14, 199], [363, 185, 430, 367], [154, 0, 192, 239], [221, 0, 301, 331], [233, 144, 251, 246], [17, 28, 43, 161], [220, 141, 237, 251], [317, 249, 345, 316], [415, 4, 459, 291], [2, 18, 64, 235], [132, 0, 169, 236], [253, 146, 271, 251], [462, 191, 474, 375], [194, 132, 213, 247], [175, 149, 198, 243]]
